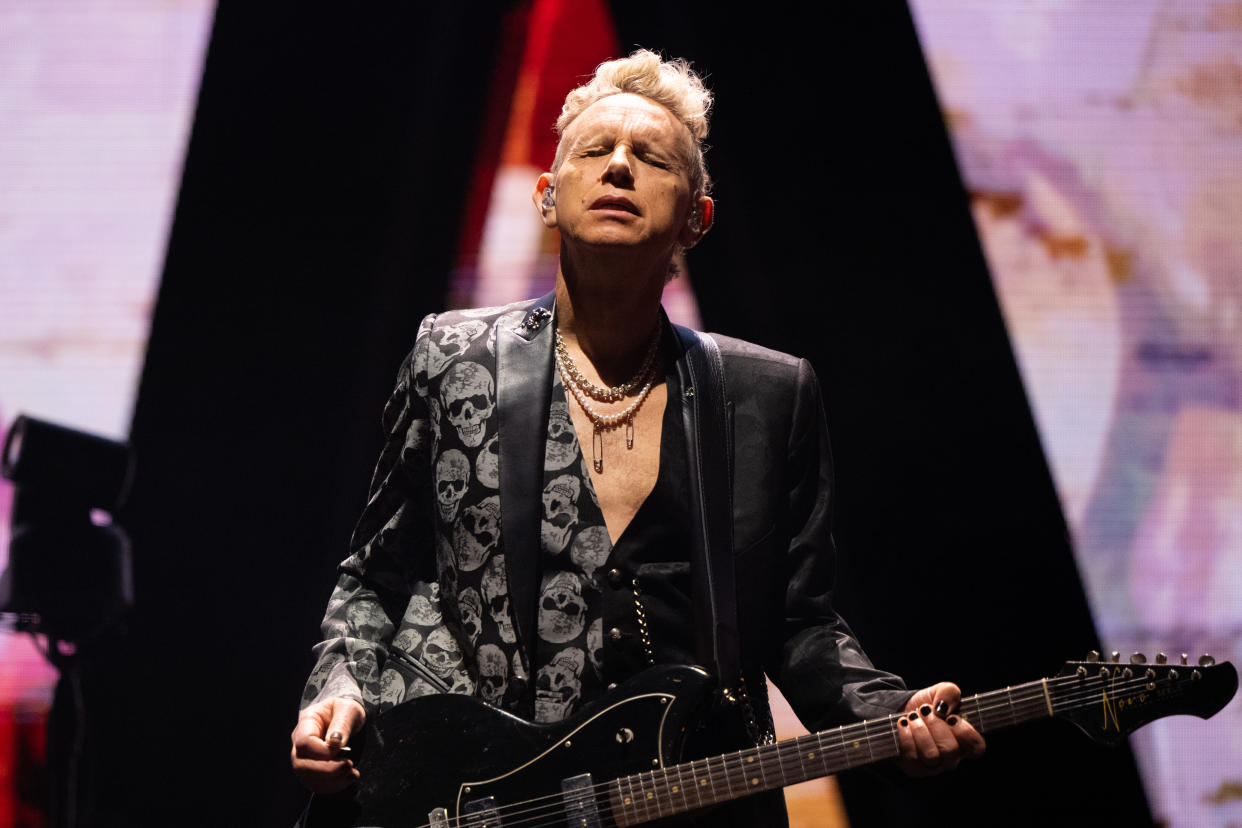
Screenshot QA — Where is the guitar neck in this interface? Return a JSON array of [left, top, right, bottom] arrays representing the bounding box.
[[607, 678, 1053, 826]]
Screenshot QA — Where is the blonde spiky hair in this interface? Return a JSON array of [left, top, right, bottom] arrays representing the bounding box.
[[552, 49, 713, 197]]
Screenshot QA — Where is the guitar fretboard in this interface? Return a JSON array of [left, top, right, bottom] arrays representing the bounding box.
[[606, 678, 1054, 826]]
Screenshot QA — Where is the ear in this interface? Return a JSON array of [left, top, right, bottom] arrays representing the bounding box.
[[532, 173, 558, 229], [678, 196, 714, 248]]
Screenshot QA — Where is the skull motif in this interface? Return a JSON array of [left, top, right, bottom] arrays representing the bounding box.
[[401, 417, 432, 469], [435, 449, 471, 522], [453, 496, 501, 572], [545, 401, 578, 469], [481, 554, 516, 643], [445, 667, 474, 696], [570, 525, 611, 580], [345, 602, 387, 641], [541, 475, 580, 553], [379, 669, 406, 709], [587, 617, 603, 671], [538, 571, 588, 644], [404, 584, 442, 627], [487, 310, 528, 356], [302, 655, 340, 703], [427, 396, 443, 456], [418, 627, 464, 678], [536, 647, 585, 722], [346, 644, 380, 688], [407, 677, 440, 699], [440, 362, 496, 447], [477, 643, 509, 704], [475, 434, 500, 489], [426, 320, 487, 378], [412, 317, 435, 395], [458, 587, 483, 645], [392, 626, 423, 655]]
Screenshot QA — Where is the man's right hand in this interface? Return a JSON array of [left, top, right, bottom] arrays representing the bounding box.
[[291, 697, 366, 793]]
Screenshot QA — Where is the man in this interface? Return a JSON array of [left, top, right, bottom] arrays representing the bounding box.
[[292, 49, 984, 824]]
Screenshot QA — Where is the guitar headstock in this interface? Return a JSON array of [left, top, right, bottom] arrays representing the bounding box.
[[1051, 651, 1238, 745]]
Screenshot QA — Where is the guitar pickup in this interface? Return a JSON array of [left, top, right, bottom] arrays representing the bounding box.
[[561, 773, 603, 828], [462, 796, 501, 827]]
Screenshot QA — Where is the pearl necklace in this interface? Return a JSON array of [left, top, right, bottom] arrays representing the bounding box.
[[554, 327, 661, 472], [555, 327, 661, 402]]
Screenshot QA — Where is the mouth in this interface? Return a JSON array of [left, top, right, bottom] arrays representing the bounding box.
[[590, 196, 640, 215]]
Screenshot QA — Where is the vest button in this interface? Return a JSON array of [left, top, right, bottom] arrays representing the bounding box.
[[608, 627, 623, 642], [607, 568, 623, 587]]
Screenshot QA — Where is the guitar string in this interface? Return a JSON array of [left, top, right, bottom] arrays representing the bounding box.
[[400, 670, 1199, 828], [413, 670, 1193, 828], [440, 671, 1181, 828]]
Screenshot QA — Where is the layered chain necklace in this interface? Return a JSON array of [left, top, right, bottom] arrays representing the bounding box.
[[555, 325, 662, 472]]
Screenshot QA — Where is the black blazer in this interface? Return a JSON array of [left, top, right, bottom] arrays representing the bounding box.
[[302, 292, 911, 825]]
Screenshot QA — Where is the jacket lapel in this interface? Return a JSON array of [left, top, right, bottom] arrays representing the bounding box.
[[495, 291, 556, 661]]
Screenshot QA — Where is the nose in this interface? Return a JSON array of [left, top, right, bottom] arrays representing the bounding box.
[[602, 144, 635, 187]]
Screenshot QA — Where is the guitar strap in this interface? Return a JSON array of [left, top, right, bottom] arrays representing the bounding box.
[[673, 325, 742, 697]]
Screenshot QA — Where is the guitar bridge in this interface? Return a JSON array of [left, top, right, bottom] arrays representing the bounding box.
[[561, 773, 603, 828]]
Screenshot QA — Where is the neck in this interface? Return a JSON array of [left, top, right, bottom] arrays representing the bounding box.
[[554, 249, 667, 384]]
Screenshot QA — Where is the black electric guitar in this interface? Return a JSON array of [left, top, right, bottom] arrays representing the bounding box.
[[306, 652, 1237, 828]]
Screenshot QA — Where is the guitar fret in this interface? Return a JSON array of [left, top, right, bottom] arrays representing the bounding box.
[[672, 758, 688, 816], [656, 767, 672, 819], [814, 730, 832, 777], [721, 751, 735, 801], [611, 777, 632, 828], [770, 738, 792, 788], [797, 732, 812, 782], [690, 757, 705, 810], [633, 771, 649, 823], [646, 769, 661, 820], [747, 746, 767, 793], [838, 723, 866, 770]]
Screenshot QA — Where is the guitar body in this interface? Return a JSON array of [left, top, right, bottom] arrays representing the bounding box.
[[309, 664, 715, 828], [302, 653, 1237, 828]]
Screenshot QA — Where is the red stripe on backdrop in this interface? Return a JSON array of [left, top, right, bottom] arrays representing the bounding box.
[[452, 0, 617, 304]]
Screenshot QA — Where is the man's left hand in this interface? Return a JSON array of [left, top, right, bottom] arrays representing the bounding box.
[[895, 682, 986, 777]]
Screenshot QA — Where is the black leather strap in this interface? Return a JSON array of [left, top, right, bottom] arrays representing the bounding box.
[[673, 325, 741, 691]]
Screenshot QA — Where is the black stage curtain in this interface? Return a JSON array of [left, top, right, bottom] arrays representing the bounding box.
[[89, 3, 513, 825], [609, 2, 1152, 826]]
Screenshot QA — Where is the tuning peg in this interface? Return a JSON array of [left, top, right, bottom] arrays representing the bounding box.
[[1130, 653, 1146, 665], [1122, 667, 1134, 679], [1111, 651, 1121, 663], [1199, 655, 1216, 667], [1181, 653, 1189, 666], [1086, 650, 1100, 662], [1155, 653, 1167, 665]]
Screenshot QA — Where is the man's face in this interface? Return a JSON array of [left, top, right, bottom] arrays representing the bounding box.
[[539, 93, 700, 255]]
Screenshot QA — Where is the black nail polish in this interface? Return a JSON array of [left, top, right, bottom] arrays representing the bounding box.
[[899, 718, 909, 727], [947, 716, 958, 726], [919, 704, 932, 717], [909, 711, 919, 721], [934, 700, 949, 717]]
